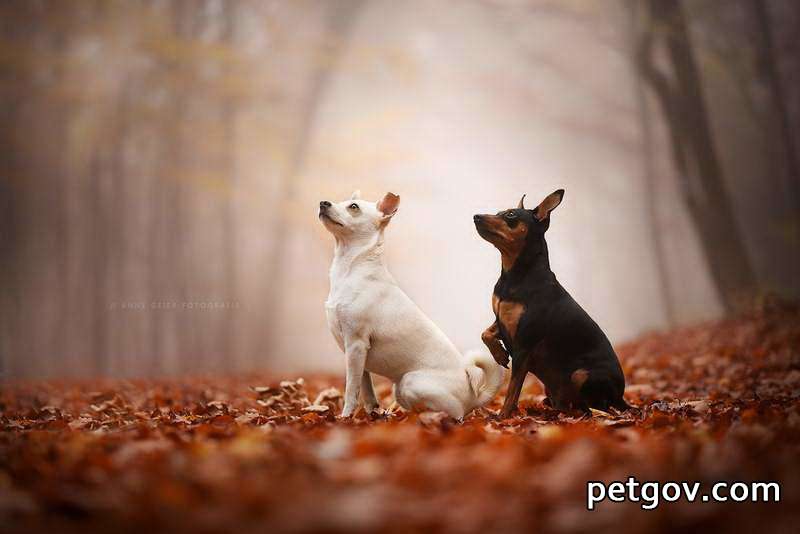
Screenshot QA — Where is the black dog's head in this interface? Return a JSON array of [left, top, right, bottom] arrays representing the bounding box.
[[473, 189, 564, 271]]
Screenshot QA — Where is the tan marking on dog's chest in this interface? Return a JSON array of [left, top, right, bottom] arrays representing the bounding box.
[[499, 226, 527, 272], [492, 294, 500, 315], [497, 300, 526, 341], [476, 214, 528, 272]]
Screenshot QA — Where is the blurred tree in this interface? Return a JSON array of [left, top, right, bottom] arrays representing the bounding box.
[[752, 0, 800, 208], [221, 0, 239, 369], [0, 5, 22, 375], [634, 0, 757, 313], [262, 0, 366, 351], [625, 0, 676, 327]]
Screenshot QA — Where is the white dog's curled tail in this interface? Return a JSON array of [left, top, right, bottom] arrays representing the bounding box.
[[463, 349, 506, 408]]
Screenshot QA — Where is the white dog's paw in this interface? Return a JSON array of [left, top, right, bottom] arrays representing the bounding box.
[[363, 402, 382, 415], [386, 399, 403, 412], [415, 410, 464, 428]]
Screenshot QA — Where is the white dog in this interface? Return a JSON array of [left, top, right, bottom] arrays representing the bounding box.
[[319, 191, 505, 418]]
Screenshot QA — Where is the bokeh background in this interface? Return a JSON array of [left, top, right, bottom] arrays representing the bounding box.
[[1, 0, 798, 378]]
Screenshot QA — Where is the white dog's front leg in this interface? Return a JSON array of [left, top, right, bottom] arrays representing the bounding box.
[[360, 372, 379, 413], [342, 337, 369, 417]]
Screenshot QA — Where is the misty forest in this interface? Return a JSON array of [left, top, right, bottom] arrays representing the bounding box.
[[1, 1, 799, 533]]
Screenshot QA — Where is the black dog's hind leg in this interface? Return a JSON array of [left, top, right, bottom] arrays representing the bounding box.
[[579, 374, 629, 412], [611, 397, 631, 411]]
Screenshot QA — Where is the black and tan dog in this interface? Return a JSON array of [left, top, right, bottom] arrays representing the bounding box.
[[474, 190, 629, 417]]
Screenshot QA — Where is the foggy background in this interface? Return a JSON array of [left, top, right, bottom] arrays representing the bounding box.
[[1, 0, 798, 379]]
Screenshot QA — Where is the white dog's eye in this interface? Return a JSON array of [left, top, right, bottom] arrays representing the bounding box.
[[348, 203, 359, 211]]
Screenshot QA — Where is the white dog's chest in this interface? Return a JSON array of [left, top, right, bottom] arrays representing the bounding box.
[[325, 302, 346, 351]]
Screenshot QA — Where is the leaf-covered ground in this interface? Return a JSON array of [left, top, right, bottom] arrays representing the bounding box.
[[2, 302, 799, 533]]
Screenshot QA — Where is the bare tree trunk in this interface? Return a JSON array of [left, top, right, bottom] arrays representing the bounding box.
[[636, 0, 757, 313], [752, 0, 800, 210], [221, 1, 239, 370], [82, 2, 108, 375], [625, 0, 676, 327], [90, 146, 109, 374], [260, 0, 366, 357], [1, 2, 46, 376], [0, 96, 22, 378], [52, 30, 74, 373], [98, 78, 134, 375], [157, 0, 196, 374]]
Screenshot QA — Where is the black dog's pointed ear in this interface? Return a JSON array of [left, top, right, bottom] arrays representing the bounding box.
[[534, 189, 564, 221], [517, 194, 526, 209]]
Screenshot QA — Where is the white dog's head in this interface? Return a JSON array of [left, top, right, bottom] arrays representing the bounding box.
[[318, 190, 400, 243]]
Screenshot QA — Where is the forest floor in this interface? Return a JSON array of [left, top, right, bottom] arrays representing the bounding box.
[[1, 302, 799, 534]]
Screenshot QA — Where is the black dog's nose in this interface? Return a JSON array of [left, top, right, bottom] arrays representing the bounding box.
[[473, 214, 483, 222], [320, 200, 331, 208]]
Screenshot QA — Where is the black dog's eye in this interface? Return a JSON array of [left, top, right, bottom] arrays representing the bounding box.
[[504, 212, 517, 220], [348, 203, 359, 210]]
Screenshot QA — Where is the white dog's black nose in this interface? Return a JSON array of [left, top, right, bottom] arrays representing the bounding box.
[[320, 201, 331, 208]]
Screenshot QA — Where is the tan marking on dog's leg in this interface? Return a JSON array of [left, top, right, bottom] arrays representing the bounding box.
[[481, 322, 508, 367], [571, 368, 589, 390], [498, 301, 526, 341]]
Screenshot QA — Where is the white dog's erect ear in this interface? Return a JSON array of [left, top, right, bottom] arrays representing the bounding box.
[[377, 192, 400, 217], [350, 190, 362, 200], [534, 189, 565, 221]]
